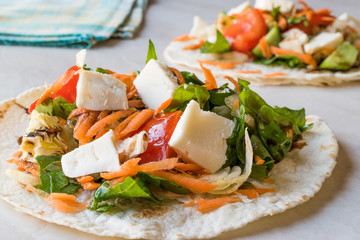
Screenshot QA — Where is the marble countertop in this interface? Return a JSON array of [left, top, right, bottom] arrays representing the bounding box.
[[0, 0, 359, 239]]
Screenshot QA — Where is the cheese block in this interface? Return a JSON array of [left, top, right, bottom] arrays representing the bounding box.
[[227, 1, 251, 15], [304, 32, 343, 54], [76, 70, 128, 111], [133, 59, 179, 110], [282, 28, 308, 45], [117, 131, 149, 159], [168, 100, 235, 173], [189, 16, 217, 42], [331, 13, 360, 33], [254, 0, 294, 14], [76, 49, 86, 68], [61, 130, 120, 178]]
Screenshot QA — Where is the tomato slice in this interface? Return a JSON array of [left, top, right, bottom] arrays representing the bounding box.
[[28, 65, 80, 113], [137, 111, 182, 164], [224, 9, 267, 53]]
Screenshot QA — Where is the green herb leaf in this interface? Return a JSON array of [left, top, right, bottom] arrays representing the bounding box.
[[287, 16, 309, 26], [90, 177, 158, 210], [270, 6, 281, 21], [254, 55, 307, 68], [35, 97, 77, 119], [96, 67, 109, 74], [164, 84, 210, 112], [35, 155, 80, 194], [200, 30, 230, 54], [146, 39, 158, 64], [181, 71, 205, 85], [209, 84, 235, 106], [138, 171, 190, 195]]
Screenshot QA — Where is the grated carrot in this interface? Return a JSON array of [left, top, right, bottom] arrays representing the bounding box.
[[115, 109, 154, 140], [237, 189, 259, 199], [183, 40, 205, 50], [81, 181, 100, 190], [183, 197, 242, 214], [254, 155, 265, 165], [127, 87, 138, 100], [14, 159, 39, 177], [315, 8, 331, 15], [46, 198, 89, 213], [74, 111, 100, 145], [109, 176, 127, 186], [174, 163, 204, 172], [150, 171, 218, 193], [262, 178, 275, 184], [101, 158, 141, 179], [173, 34, 195, 42], [48, 193, 76, 202], [278, 15, 287, 30], [236, 70, 261, 74], [76, 175, 94, 183], [272, 46, 318, 67], [223, 76, 240, 92], [128, 100, 145, 108], [263, 72, 287, 77], [199, 63, 218, 89], [197, 59, 241, 70], [138, 158, 178, 172], [94, 110, 110, 139], [113, 112, 139, 140], [169, 67, 186, 85], [68, 108, 89, 119], [259, 36, 272, 59], [262, 13, 274, 21], [154, 97, 173, 115], [298, 1, 312, 11]]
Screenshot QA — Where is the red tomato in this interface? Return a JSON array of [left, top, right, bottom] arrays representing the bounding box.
[[224, 9, 267, 53], [28, 65, 80, 113], [137, 111, 182, 164]]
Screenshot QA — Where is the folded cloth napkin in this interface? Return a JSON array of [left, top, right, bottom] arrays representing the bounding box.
[[0, 0, 147, 48]]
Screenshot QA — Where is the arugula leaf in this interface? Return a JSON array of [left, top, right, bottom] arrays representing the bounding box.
[[96, 67, 109, 74], [90, 177, 158, 210], [209, 84, 235, 106], [35, 155, 80, 194], [270, 6, 281, 21], [200, 30, 230, 54], [138, 172, 190, 195], [35, 96, 77, 119], [164, 84, 210, 112], [287, 16, 309, 26], [146, 39, 158, 63], [181, 71, 205, 85], [254, 55, 307, 68]]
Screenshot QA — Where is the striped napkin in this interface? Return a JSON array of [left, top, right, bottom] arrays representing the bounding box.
[[0, 0, 148, 48]]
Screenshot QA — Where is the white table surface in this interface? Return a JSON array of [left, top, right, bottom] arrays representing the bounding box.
[[0, 0, 359, 239]]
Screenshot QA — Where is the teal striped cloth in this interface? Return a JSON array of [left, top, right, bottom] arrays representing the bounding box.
[[0, 0, 148, 48]]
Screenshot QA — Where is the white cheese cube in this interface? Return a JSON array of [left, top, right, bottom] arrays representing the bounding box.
[[282, 28, 308, 45], [61, 130, 120, 178], [76, 49, 86, 68], [227, 1, 251, 15], [279, 39, 304, 53], [76, 70, 128, 111], [133, 59, 179, 110], [331, 13, 360, 33], [189, 16, 216, 41], [168, 100, 235, 173], [304, 32, 344, 54], [255, 0, 294, 13], [117, 131, 149, 159]]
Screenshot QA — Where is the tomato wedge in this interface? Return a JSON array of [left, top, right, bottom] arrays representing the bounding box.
[[136, 111, 182, 164], [28, 65, 80, 113], [224, 9, 267, 53]]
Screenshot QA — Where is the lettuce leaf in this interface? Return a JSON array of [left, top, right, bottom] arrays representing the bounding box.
[[146, 39, 158, 63], [35, 155, 80, 194], [250, 134, 274, 179], [164, 84, 210, 112], [138, 172, 190, 195], [181, 71, 205, 85], [209, 84, 235, 106], [90, 177, 158, 211], [200, 30, 230, 54], [35, 96, 76, 119], [254, 55, 306, 68]]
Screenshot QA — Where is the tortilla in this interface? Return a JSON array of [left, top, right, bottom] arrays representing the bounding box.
[[164, 39, 360, 86], [0, 86, 338, 239]]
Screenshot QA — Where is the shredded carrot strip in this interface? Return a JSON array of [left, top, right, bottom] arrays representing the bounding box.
[[94, 110, 110, 139], [107, 70, 137, 91], [355, 44, 360, 51], [278, 15, 287, 30], [298, 1, 312, 11], [76, 175, 94, 183], [68, 108, 89, 119], [113, 112, 139, 139], [17, 167, 25, 171], [287, 129, 294, 139], [12, 151, 22, 159], [199, 63, 218, 89], [150, 171, 218, 193], [154, 97, 173, 115], [223, 76, 240, 92], [183, 40, 205, 50], [254, 155, 265, 165], [127, 87, 138, 100], [183, 197, 242, 214], [174, 163, 204, 172], [263, 72, 287, 77], [101, 158, 141, 179], [173, 34, 195, 42], [6, 159, 14, 163], [84, 108, 135, 142], [262, 178, 275, 184], [128, 100, 145, 108], [14, 159, 39, 177], [237, 189, 259, 199], [254, 188, 276, 194], [81, 181, 100, 190], [270, 46, 317, 67], [74, 111, 99, 145], [315, 8, 331, 15], [259, 37, 272, 59], [198, 59, 240, 70], [109, 176, 127, 186], [116, 109, 154, 140], [138, 158, 178, 172], [48, 193, 76, 202], [169, 67, 186, 85], [46, 198, 89, 213], [236, 70, 261, 74]]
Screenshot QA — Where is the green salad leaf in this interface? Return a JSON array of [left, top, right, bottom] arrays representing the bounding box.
[[146, 39, 158, 63], [90, 177, 158, 210], [164, 84, 210, 112], [181, 71, 205, 85], [209, 84, 235, 106], [249, 134, 274, 179], [96, 67, 109, 74], [35, 155, 80, 194], [287, 16, 309, 26], [35, 96, 77, 119], [200, 30, 230, 54], [270, 6, 281, 21], [254, 55, 307, 68], [138, 172, 190, 195]]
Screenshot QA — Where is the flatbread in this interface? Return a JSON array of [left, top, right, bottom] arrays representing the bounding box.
[[164, 39, 360, 86], [0, 87, 338, 239]]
